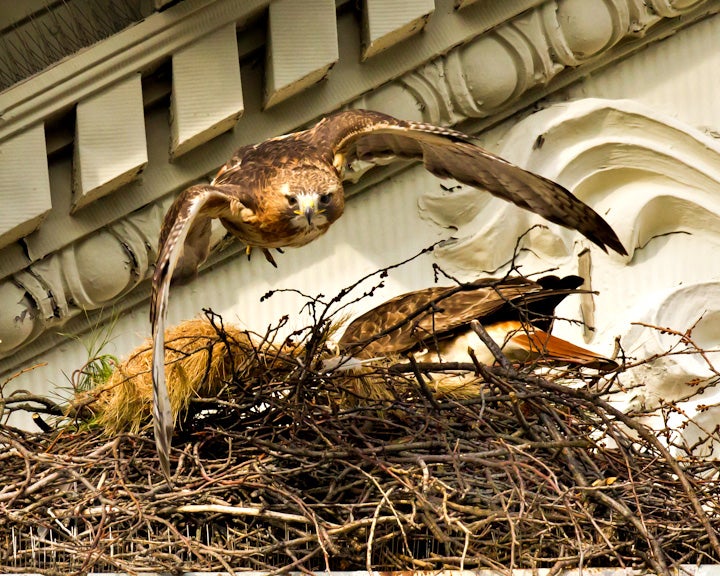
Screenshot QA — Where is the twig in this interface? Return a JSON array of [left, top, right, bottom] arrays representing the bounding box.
[[470, 319, 511, 369], [174, 504, 310, 524]]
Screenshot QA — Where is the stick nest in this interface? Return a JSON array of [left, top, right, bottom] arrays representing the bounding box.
[[2, 277, 720, 575]]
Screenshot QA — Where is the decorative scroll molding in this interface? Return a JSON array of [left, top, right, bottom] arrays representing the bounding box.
[[620, 281, 720, 459], [1, 0, 719, 376], [356, 0, 719, 128], [621, 282, 720, 401], [419, 99, 720, 271]]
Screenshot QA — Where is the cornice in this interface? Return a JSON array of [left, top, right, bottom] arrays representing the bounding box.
[[0, 0, 270, 145], [1, 0, 719, 377]]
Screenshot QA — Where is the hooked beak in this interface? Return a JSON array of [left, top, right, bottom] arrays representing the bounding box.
[[304, 207, 314, 225], [294, 194, 321, 225]]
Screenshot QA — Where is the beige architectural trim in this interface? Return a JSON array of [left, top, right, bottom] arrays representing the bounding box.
[[264, 0, 339, 108], [0, 0, 719, 378], [72, 74, 148, 212], [0, 125, 51, 250], [170, 24, 245, 159], [0, 0, 270, 144], [361, 0, 435, 60]]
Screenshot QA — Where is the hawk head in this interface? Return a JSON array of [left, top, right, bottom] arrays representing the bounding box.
[[264, 167, 345, 244]]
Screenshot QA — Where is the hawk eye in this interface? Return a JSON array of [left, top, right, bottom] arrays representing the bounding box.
[[319, 193, 332, 205], [287, 196, 298, 207]]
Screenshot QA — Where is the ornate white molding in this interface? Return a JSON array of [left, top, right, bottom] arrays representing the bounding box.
[[415, 98, 720, 456], [620, 282, 720, 459], [1, 0, 719, 377], [622, 282, 720, 398], [420, 98, 720, 271]]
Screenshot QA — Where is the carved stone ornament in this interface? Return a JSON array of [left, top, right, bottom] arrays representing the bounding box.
[[417, 98, 720, 454]]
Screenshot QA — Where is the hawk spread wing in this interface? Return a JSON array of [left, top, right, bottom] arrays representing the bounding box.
[[151, 109, 626, 482], [313, 110, 627, 255], [150, 184, 255, 482], [338, 275, 616, 370]]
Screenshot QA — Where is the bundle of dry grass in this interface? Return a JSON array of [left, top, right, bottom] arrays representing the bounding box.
[[70, 317, 291, 435], [2, 307, 720, 575], [69, 314, 489, 437]]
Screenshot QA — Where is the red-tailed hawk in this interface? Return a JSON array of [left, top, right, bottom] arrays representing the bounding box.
[[338, 275, 616, 370], [151, 110, 626, 482]]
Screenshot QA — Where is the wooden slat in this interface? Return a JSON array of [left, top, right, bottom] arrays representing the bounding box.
[[264, 0, 339, 108], [0, 124, 51, 249], [171, 24, 244, 159], [72, 74, 148, 212], [362, 0, 435, 60]]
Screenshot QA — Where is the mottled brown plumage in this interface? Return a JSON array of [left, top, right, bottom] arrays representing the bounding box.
[[151, 110, 626, 482], [338, 275, 616, 370]]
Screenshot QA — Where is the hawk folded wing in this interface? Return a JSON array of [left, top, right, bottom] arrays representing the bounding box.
[[338, 275, 616, 370]]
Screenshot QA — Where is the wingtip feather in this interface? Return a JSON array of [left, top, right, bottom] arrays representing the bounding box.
[[152, 292, 175, 486]]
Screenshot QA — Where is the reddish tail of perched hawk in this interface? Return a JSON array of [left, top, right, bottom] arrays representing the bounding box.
[[151, 110, 626, 482], [337, 275, 616, 370]]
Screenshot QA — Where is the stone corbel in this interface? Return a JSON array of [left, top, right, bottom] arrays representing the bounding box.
[[0, 200, 168, 356]]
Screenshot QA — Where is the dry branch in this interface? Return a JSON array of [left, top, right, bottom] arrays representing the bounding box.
[[2, 267, 720, 574]]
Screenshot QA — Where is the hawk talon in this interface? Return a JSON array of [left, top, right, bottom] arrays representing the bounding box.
[[262, 248, 278, 268], [245, 245, 280, 268]]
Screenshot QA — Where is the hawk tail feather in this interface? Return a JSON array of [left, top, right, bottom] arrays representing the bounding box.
[[150, 185, 226, 484], [512, 327, 617, 371]]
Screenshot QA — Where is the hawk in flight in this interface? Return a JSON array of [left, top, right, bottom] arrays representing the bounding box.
[[338, 274, 616, 370], [151, 109, 626, 482]]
